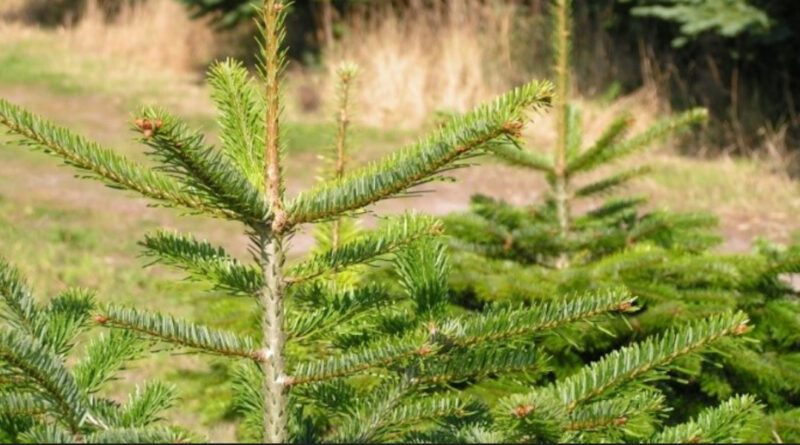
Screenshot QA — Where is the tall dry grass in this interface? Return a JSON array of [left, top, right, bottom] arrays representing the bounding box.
[[324, 0, 526, 128], [59, 0, 216, 73], [0, 0, 25, 15]]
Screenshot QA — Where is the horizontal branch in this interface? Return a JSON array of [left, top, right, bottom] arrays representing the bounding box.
[[553, 312, 750, 410], [0, 392, 50, 417], [96, 306, 259, 361], [286, 214, 442, 284], [0, 98, 234, 219], [490, 140, 554, 172], [574, 165, 652, 198], [412, 345, 549, 385], [289, 333, 433, 385], [85, 427, 192, 444], [141, 230, 262, 295], [451, 287, 636, 347], [567, 108, 707, 175], [287, 80, 553, 226], [648, 395, 762, 444]]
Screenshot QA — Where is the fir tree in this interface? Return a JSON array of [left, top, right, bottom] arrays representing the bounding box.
[[447, 0, 713, 271], [312, 63, 362, 260], [0, 259, 188, 443], [0, 1, 766, 442], [444, 0, 800, 441]]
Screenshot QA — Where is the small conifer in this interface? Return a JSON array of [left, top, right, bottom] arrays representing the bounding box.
[[444, 0, 800, 440], [0, 1, 769, 442]]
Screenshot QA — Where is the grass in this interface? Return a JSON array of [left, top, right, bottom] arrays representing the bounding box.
[[0, 38, 92, 95], [1, 16, 800, 442]]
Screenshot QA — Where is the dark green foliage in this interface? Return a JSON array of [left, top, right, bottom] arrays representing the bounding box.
[[650, 395, 763, 443], [626, 0, 771, 47], [0, 259, 186, 443], [446, 193, 800, 438], [176, 0, 367, 29], [444, 0, 799, 441], [447, 106, 713, 270], [616, 0, 800, 157], [178, 0, 262, 28]]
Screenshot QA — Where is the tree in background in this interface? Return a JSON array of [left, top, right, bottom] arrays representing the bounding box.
[[445, 0, 800, 441], [179, 0, 358, 48], [625, 0, 770, 47], [612, 0, 800, 161], [0, 0, 767, 442], [0, 259, 188, 443]]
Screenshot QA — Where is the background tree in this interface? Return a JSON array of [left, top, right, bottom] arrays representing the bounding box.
[[610, 0, 800, 162], [444, 0, 800, 441], [624, 0, 771, 47]]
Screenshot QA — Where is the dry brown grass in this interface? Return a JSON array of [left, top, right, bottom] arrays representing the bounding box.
[[60, 0, 216, 73], [0, 0, 216, 74], [0, 0, 26, 16], [324, 0, 523, 128]]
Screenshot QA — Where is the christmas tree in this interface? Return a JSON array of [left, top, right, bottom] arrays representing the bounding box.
[[444, 0, 800, 441], [0, 1, 766, 442]]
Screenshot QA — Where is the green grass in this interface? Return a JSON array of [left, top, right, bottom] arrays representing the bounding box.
[[0, 39, 88, 94]]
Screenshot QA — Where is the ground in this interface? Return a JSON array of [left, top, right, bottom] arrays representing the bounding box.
[[1, 27, 799, 442]]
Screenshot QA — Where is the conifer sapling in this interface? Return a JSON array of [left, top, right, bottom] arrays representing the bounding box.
[[0, 0, 768, 442]]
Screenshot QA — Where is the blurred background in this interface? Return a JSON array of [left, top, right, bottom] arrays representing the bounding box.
[[0, 0, 799, 441]]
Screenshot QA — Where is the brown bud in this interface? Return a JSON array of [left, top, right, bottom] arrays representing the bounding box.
[[618, 301, 633, 311], [153, 119, 163, 129], [614, 417, 627, 426], [503, 236, 513, 250], [502, 121, 523, 137], [418, 345, 433, 356], [134, 118, 145, 128], [734, 323, 749, 335], [273, 1, 284, 12], [93, 314, 109, 324], [143, 129, 154, 138], [513, 404, 533, 418], [426, 322, 438, 336]]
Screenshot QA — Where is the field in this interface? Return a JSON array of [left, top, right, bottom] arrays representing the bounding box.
[[1, 3, 799, 441]]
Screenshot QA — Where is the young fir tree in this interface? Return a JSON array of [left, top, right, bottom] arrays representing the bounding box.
[[0, 1, 765, 442], [444, 0, 800, 440], [312, 63, 361, 256], [0, 259, 188, 443]]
